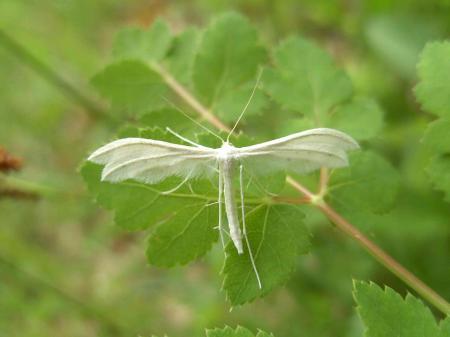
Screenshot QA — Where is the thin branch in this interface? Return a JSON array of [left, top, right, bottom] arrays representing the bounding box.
[[317, 202, 450, 315], [155, 65, 450, 315], [0, 30, 109, 120], [150, 63, 231, 132]]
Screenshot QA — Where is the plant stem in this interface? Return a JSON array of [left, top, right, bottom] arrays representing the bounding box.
[[317, 201, 450, 315], [0, 30, 109, 121], [150, 63, 231, 132], [154, 65, 450, 315]]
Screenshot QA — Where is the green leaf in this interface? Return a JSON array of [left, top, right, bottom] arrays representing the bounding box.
[[166, 27, 200, 86], [422, 118, 450, 155], [206, 326, 273, 337], [427, 155, 450, 203], [193, 12, 267, 121], [263, 37, 352, 122], [112, 19, 172, 62], [91, 61, 167, 114], [328, 151, 400, 215], [328, 97, 384, 141], [222, 205, 310, 306], [353, 281, 449, 337], [415, 41, 450, 118], [146, 196, 219, 267], [138, 107, 193, 131]]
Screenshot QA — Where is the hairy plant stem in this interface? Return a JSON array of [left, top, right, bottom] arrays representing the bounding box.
[[156, 63, 450, 315]]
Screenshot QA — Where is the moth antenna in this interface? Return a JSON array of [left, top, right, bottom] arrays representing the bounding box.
[[161, 96, 225, 143], [227, 68, 264, 142], [240, 165, 262, 289], [166, 127, 206, 148]]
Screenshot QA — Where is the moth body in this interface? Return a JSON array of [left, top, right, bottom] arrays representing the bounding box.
[[217, 145, 244, 254]]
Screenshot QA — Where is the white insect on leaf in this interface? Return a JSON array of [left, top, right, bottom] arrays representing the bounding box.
[[87, 71, 359, 289]]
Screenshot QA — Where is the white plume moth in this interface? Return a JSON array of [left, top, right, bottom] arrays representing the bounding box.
[[88, 70, 359, 289], [88, 126, 359, 288]]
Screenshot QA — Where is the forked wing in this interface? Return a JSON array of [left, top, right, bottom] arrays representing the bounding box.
[[88, 138, 217, 184], [236, 128, 359, 175]]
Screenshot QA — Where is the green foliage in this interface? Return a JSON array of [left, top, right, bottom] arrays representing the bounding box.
[[91, 61, 168, 115], [263, 37, 352, 124], [415, 41, 450, 118], [328, 151, 400, 215], [353, 281, 450, 337], [415, 41, 450, 204], [82, 11, 410, 308], [206, 326, 273, 337], [223, 205, 310, 305], [193, 13, 267, 122], [113, 19, 172, 62], [3, 1, 450, 336]]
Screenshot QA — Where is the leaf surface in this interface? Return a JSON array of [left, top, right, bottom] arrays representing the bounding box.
[[354, 281, 450, 337], [222, 205, 310, 305]]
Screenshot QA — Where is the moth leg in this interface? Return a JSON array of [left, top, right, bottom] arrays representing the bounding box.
[[213, 225, 231, 238], [160, 173, 192, 195], [218, 166, 227, 252], [240, 164, 262, 289]]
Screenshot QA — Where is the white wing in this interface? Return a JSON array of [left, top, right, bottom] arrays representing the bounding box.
[[88, 138, 217, 184], [235, 128, 359, 175]]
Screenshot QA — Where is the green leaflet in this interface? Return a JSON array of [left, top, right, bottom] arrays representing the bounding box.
[[145, 326, 274, 337], [223, 205, 311, 306], [263, 36, 353, 124], [353, 281, 450, 337], [427, 155, 450, 203], [328, 97, 384, 141], [81, 162, 219, 266], [415, 41, 450, 205], [91, 61, 168, 115], [422, 119, 450, 155], [206, 326, 273, 337], [193, 12, 268, 122], [415, 41, 450, 118], [166, 27, 200, 86], [327, 151, 400, 216], [112, 19, 172, 62]]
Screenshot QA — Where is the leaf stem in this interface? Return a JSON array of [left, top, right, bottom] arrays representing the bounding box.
[[317, 201, 450, 315], [144, 64, 450, 315], [150, 63, 231, 132]]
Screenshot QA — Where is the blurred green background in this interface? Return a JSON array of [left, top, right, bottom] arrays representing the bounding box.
[[0, 1, 449, 336]]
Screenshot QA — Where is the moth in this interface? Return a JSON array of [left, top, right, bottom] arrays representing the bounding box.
[[88, 126, 359, 288]]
